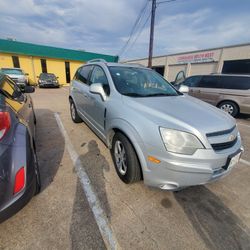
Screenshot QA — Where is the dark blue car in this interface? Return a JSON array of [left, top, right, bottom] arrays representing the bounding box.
[[0, 74, 40, 223]]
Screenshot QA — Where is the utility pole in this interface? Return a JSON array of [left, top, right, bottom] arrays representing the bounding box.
[[148, 0, 156, 68]]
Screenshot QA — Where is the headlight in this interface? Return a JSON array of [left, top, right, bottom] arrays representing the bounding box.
[[159, 128, 204, 155]]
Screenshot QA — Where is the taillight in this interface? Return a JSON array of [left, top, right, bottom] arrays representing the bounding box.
[[0, 112, 11, 140], [13, 167, 25, 194]]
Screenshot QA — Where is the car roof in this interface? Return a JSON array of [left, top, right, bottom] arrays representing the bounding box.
[[188, 74, 250, 78], [84, 61, 149, 70]]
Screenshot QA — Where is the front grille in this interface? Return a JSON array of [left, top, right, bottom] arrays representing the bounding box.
[[211, 138, 237, 151]]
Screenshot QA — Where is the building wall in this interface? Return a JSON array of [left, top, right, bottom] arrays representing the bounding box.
[[126, 44, 250, 82], [0, 52, 84, 85]]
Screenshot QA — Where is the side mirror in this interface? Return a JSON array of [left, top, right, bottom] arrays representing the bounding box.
[[36, 76, 39, 78], [56, 77, 59, 79], [23, 86, 35, 93], [25, 73, 29, 76], [89, 83, 107, 101], [179, 85, 189, 93]]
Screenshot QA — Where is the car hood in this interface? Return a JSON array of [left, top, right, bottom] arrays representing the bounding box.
[[123, 94, 235, 135]]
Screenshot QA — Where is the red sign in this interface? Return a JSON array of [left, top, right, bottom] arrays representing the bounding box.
[[177, 52, 215, 64]]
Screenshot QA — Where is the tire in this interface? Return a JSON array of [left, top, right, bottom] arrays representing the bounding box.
[[70, 99, 82, 123], [111, 132, 142, 184], [218, 101, 239, 117]]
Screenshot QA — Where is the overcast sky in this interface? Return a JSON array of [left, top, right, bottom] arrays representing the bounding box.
[[0, 0, 250, 60]]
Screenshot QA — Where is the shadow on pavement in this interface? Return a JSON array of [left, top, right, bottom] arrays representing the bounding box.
[[70, 179, 106, 250], [70, 140, 110, 249], [35, 109, 65, 192], [174, 186, 250, 250]]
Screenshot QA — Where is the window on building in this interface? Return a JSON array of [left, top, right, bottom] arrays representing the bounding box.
[[222, 59, 250, 75], [12, 56, 20, 68], [40, 59, 47, 73], [152, 66, 165, 76], [65, 61, 71, 83]]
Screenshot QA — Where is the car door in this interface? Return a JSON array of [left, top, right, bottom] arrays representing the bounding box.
[[197, 76, 221, 105], [71, 65, 93, 120], [1, 78, 34, 137], [87, 65, 110, 138], [182, 76, 202, 98]]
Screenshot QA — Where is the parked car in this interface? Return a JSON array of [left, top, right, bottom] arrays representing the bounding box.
[[0, 68, 29, 90], [69, 60, 243, 191], [0, 74, 40, 223], [175, 72, 250, 117], [37, 73, 59, 88]]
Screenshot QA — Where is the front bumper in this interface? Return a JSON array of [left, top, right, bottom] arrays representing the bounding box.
[[142, 138, 243, 190], [39, 82, 59, 88]]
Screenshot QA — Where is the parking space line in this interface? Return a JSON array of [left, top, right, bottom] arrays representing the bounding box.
[[54, 113, 119, 250], [237, 123, 250, 128], [240, 159, 250, 167]]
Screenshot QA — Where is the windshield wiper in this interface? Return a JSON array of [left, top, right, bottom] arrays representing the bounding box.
[[144, 93, 177, 97], [123, 93, 146, 97]]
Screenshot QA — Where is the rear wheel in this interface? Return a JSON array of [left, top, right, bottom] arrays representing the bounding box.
[[111, 132, 142, 184], [218, 101, 239, 117], [70, 99, 82, 123]]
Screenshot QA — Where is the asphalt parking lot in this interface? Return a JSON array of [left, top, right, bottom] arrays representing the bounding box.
[[0, 87, 250, 250]]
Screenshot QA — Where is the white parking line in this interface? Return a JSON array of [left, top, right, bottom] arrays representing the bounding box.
[[54, 113, 119, 250], [240, 159, 250, 167], [237, 122, 250, 128]]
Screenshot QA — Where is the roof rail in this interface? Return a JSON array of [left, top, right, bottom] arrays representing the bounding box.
[[123, 62, 147, 67], [87, 59, 107, 63]]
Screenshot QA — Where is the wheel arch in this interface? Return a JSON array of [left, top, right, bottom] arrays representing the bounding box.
[[106, 120, 148, 178], [216, 99, 240, 113]]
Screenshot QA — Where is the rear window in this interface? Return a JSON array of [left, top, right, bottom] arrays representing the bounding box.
[[220, 76, 250, 90]]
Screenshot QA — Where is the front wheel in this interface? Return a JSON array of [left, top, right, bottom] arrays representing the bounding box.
[[218, 101, 239, 117], [70, 100, 82, 123], [111, 133, 142, 184]]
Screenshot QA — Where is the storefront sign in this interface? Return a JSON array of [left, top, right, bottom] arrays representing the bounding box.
[[177, 52, 215, 64]]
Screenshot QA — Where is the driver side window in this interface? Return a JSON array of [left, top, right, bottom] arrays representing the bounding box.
[[90, 66, 110, 95]]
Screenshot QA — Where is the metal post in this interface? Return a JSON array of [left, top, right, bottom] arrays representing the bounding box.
[[148, 0, 156, 68]]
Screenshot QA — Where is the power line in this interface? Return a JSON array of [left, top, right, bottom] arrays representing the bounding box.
[[118, 1, 149, 56], [124, 13, 151, 56], [157, 0, 176, 5]]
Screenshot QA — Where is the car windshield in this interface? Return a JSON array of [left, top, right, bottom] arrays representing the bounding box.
[[40, 73, 56, 79], [1, 69, 23, 75], [109, 66, 180, 97]]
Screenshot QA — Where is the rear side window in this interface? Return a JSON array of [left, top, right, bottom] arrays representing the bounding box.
[[220, 76, 250, 90], [198, 76, 221, 88], [183, 76, 202, 87], [74, 65, 93, 85]]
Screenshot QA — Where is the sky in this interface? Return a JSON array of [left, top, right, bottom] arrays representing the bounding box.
[[0, 0, 250, 60]]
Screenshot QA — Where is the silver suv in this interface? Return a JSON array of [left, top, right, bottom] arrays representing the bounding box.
[[69, 60, 243, 190]]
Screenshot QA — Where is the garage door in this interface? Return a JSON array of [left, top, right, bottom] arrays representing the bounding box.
[[190, 62, 217, 76], [167, 64, 187, 82]]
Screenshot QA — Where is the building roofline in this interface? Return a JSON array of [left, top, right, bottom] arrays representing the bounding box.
[[0, 38, 119, 62], [125, 42, 250, 62]]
